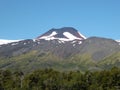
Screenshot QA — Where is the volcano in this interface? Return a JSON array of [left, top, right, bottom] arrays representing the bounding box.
[[0, 27, 120, 72]]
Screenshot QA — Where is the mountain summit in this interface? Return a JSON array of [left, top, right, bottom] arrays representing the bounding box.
[[0, 27, 120, 72], [36, 27, 86, 41]]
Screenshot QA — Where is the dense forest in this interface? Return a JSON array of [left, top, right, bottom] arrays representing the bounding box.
[[0, 67, 120, 90]]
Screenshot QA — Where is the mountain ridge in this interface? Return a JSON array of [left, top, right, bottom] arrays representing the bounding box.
[[0, 27, 120, 72]]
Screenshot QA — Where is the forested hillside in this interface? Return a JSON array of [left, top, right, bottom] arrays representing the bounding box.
[[0, 67, 120, 90]]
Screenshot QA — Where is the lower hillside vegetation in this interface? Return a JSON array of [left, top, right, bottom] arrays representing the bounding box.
[[0, 67, 120, 90], [0, 51, 120, 72]]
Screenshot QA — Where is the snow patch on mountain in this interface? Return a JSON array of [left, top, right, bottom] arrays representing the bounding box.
[[50, 31, 57, 37], [116, 40, 120, 42], [0, 39, 20, 45], [39, 36, 75, 41], [36, 31, 85, 42], [11, 42, 19, 46], [116, 40, 120, 45], [78, 32, 86, 39], [38, 31, 57, 40], [63, 32, 82, 40]]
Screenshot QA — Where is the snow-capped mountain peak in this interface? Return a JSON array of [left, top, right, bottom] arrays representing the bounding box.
[[36, 27, 86, 41]]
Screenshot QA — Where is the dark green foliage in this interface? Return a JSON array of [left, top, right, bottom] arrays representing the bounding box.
[[0, 67, 120, 90]]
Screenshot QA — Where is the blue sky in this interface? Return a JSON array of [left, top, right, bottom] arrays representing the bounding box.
[[0, 0, 120, 40]]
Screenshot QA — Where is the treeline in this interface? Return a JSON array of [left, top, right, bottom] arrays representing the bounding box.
[[0, 67, 120, 90]]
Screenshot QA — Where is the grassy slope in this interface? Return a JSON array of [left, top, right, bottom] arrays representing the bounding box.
[[98, 52, 120, 69], [0, 51, 120, 73]]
